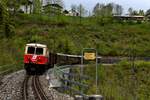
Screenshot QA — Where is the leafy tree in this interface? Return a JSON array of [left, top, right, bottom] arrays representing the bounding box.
[[128, 7, 133, 16], [132, 10, 138, 15], [55, 0, 64, 7], [33, 0, 42, 14], [71, 4, 78, 16], [6, 0, 21, 15], [21, 0, 33, 14], [138, 10, 144, 16], [77, 4, 87, 17], [93, 3, 105, 16], [114, 4, 123, 15], [93, 3, 114, 17], [0, 0, 14, 38], [104, 3, 113, 16], [128, 8, 144, 16], [93, 3, 99, 16], [145, 9, 150, 16]]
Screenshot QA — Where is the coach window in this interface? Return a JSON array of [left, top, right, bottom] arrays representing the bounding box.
[[36, 48, 43, 55], [27, 47, 35, 54]]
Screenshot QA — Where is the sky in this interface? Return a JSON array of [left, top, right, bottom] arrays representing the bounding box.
[[63, 0, 150, 14]]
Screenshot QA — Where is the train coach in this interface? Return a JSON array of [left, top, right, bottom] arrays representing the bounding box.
[[56, 53, 81, 65]]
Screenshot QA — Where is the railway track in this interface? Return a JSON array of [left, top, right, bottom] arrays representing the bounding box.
[[32, 76, 50, 100], [22, 75, 30, 100], [22, 75, 51, 100]]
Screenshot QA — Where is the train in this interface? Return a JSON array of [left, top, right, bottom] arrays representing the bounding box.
[[24, 43, 128, 75], [24, 43, 81, 75]]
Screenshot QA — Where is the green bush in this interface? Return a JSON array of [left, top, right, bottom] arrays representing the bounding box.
[[81, 61, 150, 100]]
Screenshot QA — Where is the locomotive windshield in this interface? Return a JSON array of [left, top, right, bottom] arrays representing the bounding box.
[[27, 46, 43, 55], [36, 48, 43, 55], [27, 47, 35, 54]]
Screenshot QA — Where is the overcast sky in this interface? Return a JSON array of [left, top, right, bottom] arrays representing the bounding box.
[[63, 0, 150, 14]]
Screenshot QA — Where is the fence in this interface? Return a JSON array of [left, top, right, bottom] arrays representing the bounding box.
[[47, 65, 104, 100]]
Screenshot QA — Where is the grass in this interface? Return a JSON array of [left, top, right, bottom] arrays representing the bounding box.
[[61, 61, 150, 99], [79, 61, 150, 100], [13, 14, 150, 56]]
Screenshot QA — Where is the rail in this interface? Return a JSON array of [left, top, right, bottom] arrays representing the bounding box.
[[22, 75, 30, 100], [32, 76, 50, 100]]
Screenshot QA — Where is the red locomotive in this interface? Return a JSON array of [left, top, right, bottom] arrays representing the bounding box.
[[24, 43, 56, 74]]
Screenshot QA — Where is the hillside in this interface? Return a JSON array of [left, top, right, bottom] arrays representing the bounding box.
[[16, 14, 150, 56], [83, 61, 150, 100], [1, 14, 150, 66]]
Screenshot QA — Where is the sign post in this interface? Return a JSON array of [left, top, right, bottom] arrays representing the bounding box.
[[81, 48, 98, 94]]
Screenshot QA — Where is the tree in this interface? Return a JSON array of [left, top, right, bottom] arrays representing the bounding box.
[[6, 0, 21, 15], [0, 0, 14, 38], [93, 3, 105, 16], [128, 7, 133, 16], [104, 3, 113, 16], [139, 10, 144, 16], [55, 0, 64, 8], [132, 10, 138, 15], [93, 3, 114, 17], [21, 0, 33, 14], [114, 4, 123, 15], [145, 9, 150, 16], [71, 4, 77, 16], [33, 0, 42, 14], [77, 4, 87, 17]]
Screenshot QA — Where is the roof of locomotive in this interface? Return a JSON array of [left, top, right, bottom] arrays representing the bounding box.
[[26, 43, 47, 48]]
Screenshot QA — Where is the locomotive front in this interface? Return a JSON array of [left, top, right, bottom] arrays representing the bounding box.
[[24, 43, 49, 74]]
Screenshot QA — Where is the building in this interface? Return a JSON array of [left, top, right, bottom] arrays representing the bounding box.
[[63, 10, 79, 16], [19, 0, 33, 14], [113, 15, 145, 22], [43, 4, 63, 15]]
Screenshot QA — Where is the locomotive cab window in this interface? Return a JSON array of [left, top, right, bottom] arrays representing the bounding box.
[[36, 48, 43, 55], [27, 47, 35, 54]]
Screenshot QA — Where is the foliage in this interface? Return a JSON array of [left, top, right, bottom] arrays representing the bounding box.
[[33, 0, 42, 14], [93, 3, 123, 17], [145, 9, 150, 16], [82, 61, 150, 100], [77, 4, 87, 17], [6, 0, 21, 15], [128, 8, 145, 16], [0, 0, 15, 38], [12, 13, 150, 57]]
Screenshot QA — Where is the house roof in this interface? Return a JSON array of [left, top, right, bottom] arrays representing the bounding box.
[[63, 10, 69, 14], [43, 4, 63, 9], [21, 0, 33, 5], [113, 15, 144, 18]]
